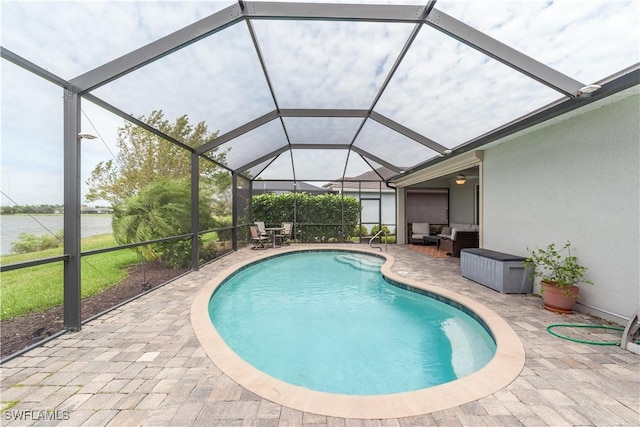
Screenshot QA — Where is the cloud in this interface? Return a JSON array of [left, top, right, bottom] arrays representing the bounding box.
[[251, 151, 294, 180], [0, 1, 234, 78], [374, 0, 639, 148], [436, 0, 640, 84], [1, 61, 65, 205], [375, 26, 564, 148], [2, 0, 638, 204], [1, 59, 131, 206], [221, 119, 288, 170], [90, 22, 277, 137], [253, 19, 415, 109], [355, 120, 438, 168], [291, 149, 349, 180]]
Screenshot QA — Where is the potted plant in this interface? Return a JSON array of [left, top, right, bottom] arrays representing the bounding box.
[[524, 241, 594, 313]]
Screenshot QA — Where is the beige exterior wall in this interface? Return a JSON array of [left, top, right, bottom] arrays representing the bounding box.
[[482, 87, 639, 322]]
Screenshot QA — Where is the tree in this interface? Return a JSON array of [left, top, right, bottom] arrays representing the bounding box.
[[112, 178, 216, 268], [86, 110, 230, 214]]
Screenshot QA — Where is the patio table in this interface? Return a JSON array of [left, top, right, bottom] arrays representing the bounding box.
[[422, 235, 441, 250], [265, 227, 284, 248]]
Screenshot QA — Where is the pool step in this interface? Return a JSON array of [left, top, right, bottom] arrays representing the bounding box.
[[335, 254, 384, 272]]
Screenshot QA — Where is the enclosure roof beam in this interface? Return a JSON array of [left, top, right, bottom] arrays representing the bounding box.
[[246, 20, 281, 112], [350, 146, 402, 173], [289, 144, 351, 150], [83, 93, 195, 154], [70, 2, 432, 94], [391, 67, 640, 182], [196, 108, 398, 156], [279, 109, 369, 118], [242, 1, 427, 23], [244, 16, 297, 180], [360, 155, 389, 182], [365, 1, 435, 114], [71, 3, 244, 93], [340, 3, 434, 183], [195, 110, 280, 155], [235, 145, 290, 173], [84, 92, 235, 172], [369, 111, 448, 153], [1, 47, 69, 88], [426, 8, 585, 97]]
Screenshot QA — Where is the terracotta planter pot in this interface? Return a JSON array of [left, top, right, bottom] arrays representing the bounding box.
[[541, 281, 580, 314]]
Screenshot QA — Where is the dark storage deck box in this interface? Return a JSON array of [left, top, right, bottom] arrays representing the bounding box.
[[460, 248, 533, 294]]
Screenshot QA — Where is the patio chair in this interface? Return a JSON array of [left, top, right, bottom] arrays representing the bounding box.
[[254, 221, 269, 237], [409, 222, 430, 244], [439, 230, 479, 257], [278, 222, 293, 245], [249, 225, 270, 249]]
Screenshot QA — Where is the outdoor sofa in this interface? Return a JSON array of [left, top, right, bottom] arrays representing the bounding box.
[[438, 223, 479, 257]]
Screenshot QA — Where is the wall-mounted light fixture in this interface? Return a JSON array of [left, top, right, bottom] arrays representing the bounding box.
[[455, 174, 466, 185]]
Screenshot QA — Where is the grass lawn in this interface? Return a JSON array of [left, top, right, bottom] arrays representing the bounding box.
[[0, 234, 138, 320], [0, 232, 225, 320]]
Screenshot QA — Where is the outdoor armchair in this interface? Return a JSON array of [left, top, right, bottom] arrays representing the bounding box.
[[254, 221, 269, 237], [278, 222, 293, 245], [249, 225, 270, 249], [409, 222, 431, 244]]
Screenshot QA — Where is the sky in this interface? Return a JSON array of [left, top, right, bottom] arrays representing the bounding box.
[[1, 0, 639, 206]]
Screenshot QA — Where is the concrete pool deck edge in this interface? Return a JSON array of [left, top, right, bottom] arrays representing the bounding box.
[[190, 245, 526, 419]]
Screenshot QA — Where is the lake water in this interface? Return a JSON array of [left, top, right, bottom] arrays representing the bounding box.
[[0, 215, 113, 255]]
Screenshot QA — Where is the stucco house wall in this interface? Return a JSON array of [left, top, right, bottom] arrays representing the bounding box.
[[449, 178, 479, 225], [482, 87, 639, 323]]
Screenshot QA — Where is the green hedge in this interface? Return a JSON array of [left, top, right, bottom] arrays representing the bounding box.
[[252, 192, 361, 242]]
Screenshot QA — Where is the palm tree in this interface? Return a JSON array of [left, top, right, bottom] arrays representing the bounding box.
[[112, 178, 214, 267]]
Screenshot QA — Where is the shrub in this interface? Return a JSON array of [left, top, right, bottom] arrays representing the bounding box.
[[252, 192, 361, 242], [10, 230, 64, 254], [212, 215, 233, 241], [370, 225, 391, 236], [353, 224, 368, 236], [112, 178, 215, 268]]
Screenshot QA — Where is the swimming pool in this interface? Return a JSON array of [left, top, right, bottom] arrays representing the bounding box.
[[208, 251, 496, 395], [191, 246, 525, 418]]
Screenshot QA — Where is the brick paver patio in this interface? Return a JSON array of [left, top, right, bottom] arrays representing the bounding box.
[[1, 244, 638, 426]]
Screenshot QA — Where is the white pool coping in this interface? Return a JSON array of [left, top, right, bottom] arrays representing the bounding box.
[[190, 246, 525, 419]]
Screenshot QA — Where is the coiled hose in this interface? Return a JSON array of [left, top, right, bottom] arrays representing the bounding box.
[[546, 323, 624, 346]]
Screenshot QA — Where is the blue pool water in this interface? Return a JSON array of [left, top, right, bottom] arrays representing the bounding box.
[[208, 251, 496, 395]]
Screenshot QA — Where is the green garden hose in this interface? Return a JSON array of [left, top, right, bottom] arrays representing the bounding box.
[[546, 323, 624, 346]]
